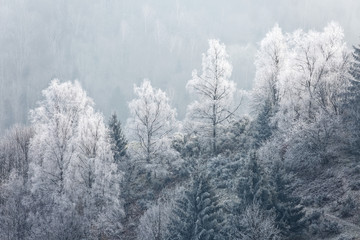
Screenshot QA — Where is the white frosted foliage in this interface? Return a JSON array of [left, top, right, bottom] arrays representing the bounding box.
[[127, 79, 177, 163], [28, 79, 123, 239], [186, 39, 240, 154]]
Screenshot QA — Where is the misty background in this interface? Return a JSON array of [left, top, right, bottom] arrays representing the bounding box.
[[1, 0, 359, 134]]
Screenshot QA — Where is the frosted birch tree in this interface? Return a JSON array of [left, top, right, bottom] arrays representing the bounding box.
[[29, 80, 92, 196], [127, 79, 177, 165], [28, 79, 123, 239], [250, 25, 287, 147], [277, 22, 350, 129], [0, 171, 30, 240], [0, 124, 33, 182], [186, 39, 240, 155], [263, 22, 351, 174], [75, 109, 123, 238], [0, 125, 33, 240], [137, 201, 172, 240], [252, 24, 287, 113], [238, 203, 280, 240]]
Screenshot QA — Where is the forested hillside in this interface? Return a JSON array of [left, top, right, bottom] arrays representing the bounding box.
[[1, 22, 360, 240]]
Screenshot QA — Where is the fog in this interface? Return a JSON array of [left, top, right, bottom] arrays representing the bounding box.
[[0, 0, 359, 133]]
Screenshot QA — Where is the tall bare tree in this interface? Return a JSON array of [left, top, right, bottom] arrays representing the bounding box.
[[186, 39, 240, 155]]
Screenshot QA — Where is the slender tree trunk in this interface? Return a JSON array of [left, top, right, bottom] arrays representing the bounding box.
[[212, 103, 217, 155], [147, 132, 151, 163]]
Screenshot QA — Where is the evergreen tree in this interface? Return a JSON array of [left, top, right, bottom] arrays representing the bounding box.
[[167, 192, 194, 240], [350, 44, 360, 80], [167, 174, 224, 240], [237, 151, 272, 210], [270, 160, 306, 239], [251, 100, 273, 149], [343, 43, 360, 154], [237, 153, 306, 238], [216, 116, 252, 156], [108, 112, 128, 163]]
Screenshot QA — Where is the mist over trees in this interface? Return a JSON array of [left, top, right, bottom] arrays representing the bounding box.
[[1, 0, 360, 135], [1, 3, 360, 239]]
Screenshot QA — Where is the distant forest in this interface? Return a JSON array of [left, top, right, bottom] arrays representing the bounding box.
[[1, 0, 359, 135]]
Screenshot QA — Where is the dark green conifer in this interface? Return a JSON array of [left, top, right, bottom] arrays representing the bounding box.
[[342, 44, 360, 154], [270, 160, 306, 238], [108, 112, 127, 163], [167, 174, 224, 240], [251, 100, 273, 149], [237, 151, 272, 210]]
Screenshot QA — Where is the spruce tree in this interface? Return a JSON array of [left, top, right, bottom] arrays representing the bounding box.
[[251, 100, 273, 149], [167, 174, 224, 240], [343, 44, 360, 153], [237, 153, 306, 238], [231, 152, 274, 238], [350, 44, 360, 80], [270, 160, 306, 238], [108, 112, 128, 163], [237, 151, 272, 210], [167, 190, 195, 240]]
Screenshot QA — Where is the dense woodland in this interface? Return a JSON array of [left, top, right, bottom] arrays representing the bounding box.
[[1, 22, 360, 240]]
